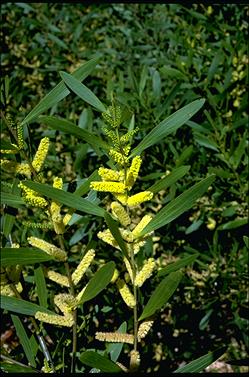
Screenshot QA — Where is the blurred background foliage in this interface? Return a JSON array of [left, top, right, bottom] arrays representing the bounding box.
[[1, 3, 248, 373]]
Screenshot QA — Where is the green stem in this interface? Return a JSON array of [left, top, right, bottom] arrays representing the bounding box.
[[58, 235, 77, 374]]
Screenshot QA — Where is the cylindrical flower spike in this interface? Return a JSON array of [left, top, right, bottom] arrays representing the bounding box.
[[27, 236, 67, 261], [90, 181, 125, 193], [32, 137, 50, 173], [132, 215, 153, 238], [110, 268, 119, 283], [134, 258, 155, 287], [16, 163, 31, 178], [19, 182, 48, 208], [130, 350, 141, 370], [72, 249, 95, 285], [54, 293, 76, 314], [116, 278, 135, 308], [113, 193, 128, 205], [126, 156, 142, 190], [98, 167, 120, 181], [35, 312, 74, 327], [97, 229, 119, 249], [123, 257, 133, 283], [47, 271, 70, 287], [109, 149, 129, 165], [137, 320, 154, 340], [127, 191, 153, 207], [111, 201, 131, 227], [50, 177, 65, 234], [95, 332, 134, 344]]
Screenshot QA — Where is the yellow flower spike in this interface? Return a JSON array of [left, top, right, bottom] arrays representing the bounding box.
[[17, 123, 25, 150], [97, 229, 120, 249], [134, 258, 155, 287], [98, 167, 120, 181], [35, 312, 74, 327], [50, 177, 64, 234], [130, 350, 141, 370], [54, 293, 76, 314], [76, 286, 87, 303], [132, 215, 153, 238], [126, 156, 142, 190], [113, 193, 128, 205], [111, 201, 131, 227], [32, 137, 50, 173], [47, 271, 70, 287], [90, 181, 125, 193], [120, 229, 134, 243], [130, 240, 146, 255], [123, 257, 133, 283], [63, 212, 73, 226], [18, 182, 48, 208], [110, 268, 119, 283], [207, 217, 216, 230], [27, 236, 67, 261], [127, 191, 153, 207], [116, 278, 135, 308], [72, 249, 95, 285], [109, 149, 129, 165], [1, 283, 23, 297], [95, 331, 134, 344], [137, 320, 154, 340], [15, 163, 31, 178]]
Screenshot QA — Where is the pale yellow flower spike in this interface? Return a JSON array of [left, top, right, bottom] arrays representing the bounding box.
[[18, 182, 48, 208], [116, 278, 135, 308], [72, 249, 95, 285], [132, 215, 153, 238], [95, 332, 134, 344], [110, 268, 119, 283], [127, 191, 153, 207], [123, 257, 133, 283], [97, 229, 119, 249], [126, 156, 142, 190], [130, 350, 141, 370], [109, 149, 129, 165], [113, 193, 128, 205], [90, 181, 125, 193], [137, 320, 154, 340], [111, 201, 131, 227], [54, 293, 76, 314], [32, 137, 50, 173], [47, 271, 70, 287], [35, 312, 74, 327], [50, 177, 65, 234], [134, 258, 155, 287], [27, 236, 67, 261], [98, 167, 120, 181], [15, 163, 31, 178]]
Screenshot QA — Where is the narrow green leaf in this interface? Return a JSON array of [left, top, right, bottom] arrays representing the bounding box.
[[217, 218, 247, 231], [39, 115, 109, 151], [194, 132, 219, 151], [140, 175, 215, 236], [139, 271, 182, 321], [157, 254, 199, 277], [34, 266, 48, 308], [23, 181, 105, 217], [0, 362, 37, 373], [147, 166, 190, 194], [11, 315, 36, 367], [160, 65, 188, 80], [131, 99, 205, 156], [104, 212, 129, 259], [60, 71, 106, 112], [1, 192, 24, 208], [79, 261, 115, 304], [79, 351, 122, 373], [1, 248, 53, 266], [3, 213, 15, 238], [173, 347, 226, 373], [0, 296, 54, 316], [243, 236, 249, 248], [20, 56, 100, 125]]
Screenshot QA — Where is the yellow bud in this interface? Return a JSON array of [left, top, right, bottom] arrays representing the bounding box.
[[126, 156, 142, 189], [35, 312, 74, 327], [47, 271, 69, 287], [138, 320, 154, 340], [207, 217, 216, 230], [130, 350, 141, 370], [132, 215, 152, 238], [97, 229, 119, 249], [110, 268, 119, 283]]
